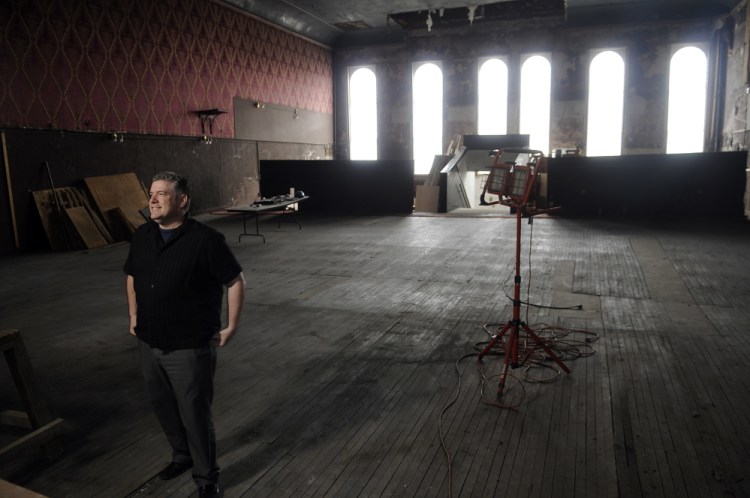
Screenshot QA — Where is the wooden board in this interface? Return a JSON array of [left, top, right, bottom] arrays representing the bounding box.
[[425, 154, 452, 186], [58, 188, 114, 244], [0, 479, 49, 498], [114, 206, 147, 234], [64, 206, 108, 249], [83, 173, 148, 238], [415, 185, 440, 212], [31, 190, 70, 251], [31, 187, 113, 250]]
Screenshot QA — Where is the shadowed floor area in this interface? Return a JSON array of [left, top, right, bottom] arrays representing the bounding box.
[[1, 213, 749, 497]]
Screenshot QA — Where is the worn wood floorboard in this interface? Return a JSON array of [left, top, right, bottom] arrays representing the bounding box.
[[1, 214, 750, 497]]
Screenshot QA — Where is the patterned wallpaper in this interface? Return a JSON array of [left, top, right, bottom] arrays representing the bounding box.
[[0, 0, 333, 138]]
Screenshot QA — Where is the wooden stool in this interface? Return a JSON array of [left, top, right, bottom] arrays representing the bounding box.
[[0, 479, 49, 497], [0, 329, 63, 460]]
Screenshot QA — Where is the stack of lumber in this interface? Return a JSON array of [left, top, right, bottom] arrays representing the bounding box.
[[83, 173, 149, 239], [32, 187, 112, 251], [32, 173, 148, 250]]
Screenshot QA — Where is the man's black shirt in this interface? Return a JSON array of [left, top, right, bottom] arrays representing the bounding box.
[[124, 218, 242, 350]]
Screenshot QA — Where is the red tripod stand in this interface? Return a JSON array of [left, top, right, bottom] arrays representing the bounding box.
[[477, 149, 569, 396]]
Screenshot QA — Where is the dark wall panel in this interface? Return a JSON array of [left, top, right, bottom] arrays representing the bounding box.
[[547, 152, 747, 217], [260, 160, 414, 215], [0, 129, 258, 253]]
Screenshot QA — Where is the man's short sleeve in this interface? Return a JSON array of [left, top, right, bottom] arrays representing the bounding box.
[[207, 232, 243, 285]]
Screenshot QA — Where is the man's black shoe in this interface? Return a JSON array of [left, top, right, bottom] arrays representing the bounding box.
[[157, 460, 193, 480], [199, 483, 224, 498]]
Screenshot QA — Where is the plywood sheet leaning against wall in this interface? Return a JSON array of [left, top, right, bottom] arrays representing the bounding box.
[[64, 206, 109, 249], [415, 155, 451, 213], [32, 187, 113, 251], [84, 173, 148, 241]]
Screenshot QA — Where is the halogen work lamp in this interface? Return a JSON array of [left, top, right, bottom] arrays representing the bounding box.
[[507, 165, 530, 203], [485, 163, 512, 196]]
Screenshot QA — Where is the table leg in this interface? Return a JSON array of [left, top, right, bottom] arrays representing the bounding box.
[[238, 213, 265, 243], [277, 208, 302, 230]]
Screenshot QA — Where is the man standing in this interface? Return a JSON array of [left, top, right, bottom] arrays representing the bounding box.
[[124, 171, 244, 498]]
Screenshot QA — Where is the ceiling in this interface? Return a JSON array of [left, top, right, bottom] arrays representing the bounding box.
[[219, 0, 742, 46]]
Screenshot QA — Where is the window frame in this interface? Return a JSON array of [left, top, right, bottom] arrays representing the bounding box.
[[665, 43, 709, 154], [477, 55, 509, 136], [584, 47, 627, 157], [412, 60, 444, 175], [519, 52, 552, 155], [347, 65, 378, 160]]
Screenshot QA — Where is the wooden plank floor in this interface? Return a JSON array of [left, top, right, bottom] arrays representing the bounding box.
[[1, 213, 750, 497]]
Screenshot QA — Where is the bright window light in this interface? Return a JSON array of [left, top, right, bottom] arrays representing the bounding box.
[[667, 46, 707, 154], [413, 62, 443, 175], [349, 67, 378, 160], [478, 58, 508, 135], [519, 55, 551, 155], [586, 50, 624, 157]]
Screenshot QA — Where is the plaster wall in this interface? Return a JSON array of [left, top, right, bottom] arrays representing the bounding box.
[[721, 2, 750, 216], [0, 0, 335, 254], [724, 3, 750, 151]]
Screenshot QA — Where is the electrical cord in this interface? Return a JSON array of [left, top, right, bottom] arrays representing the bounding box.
[[526, 215, 534, 324], [438, 352, 477, 498], [446, 321, 596, 498], [440, 215, 601, 497], [438, 349, 526, 498], [475, 350, 525, 409], [500, 218, 583, 312], [500, 292, 584, 311], [530, 216, 584, 311], [476, 324, 598, 381]]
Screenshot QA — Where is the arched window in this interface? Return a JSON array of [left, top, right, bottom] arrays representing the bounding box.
[[478, 57, 508, 135], [413, 62, 443, 175], [519, 55, 551, 155], [586, 50, 625, 157], [667, 46, 707, 153], [349, 67, 378, 160]]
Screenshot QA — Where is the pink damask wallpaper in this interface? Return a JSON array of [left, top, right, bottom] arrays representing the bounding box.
[[0, 0, 333, 138]]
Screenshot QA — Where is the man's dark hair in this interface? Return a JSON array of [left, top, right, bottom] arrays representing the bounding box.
[[152, 171, 189, 197]]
